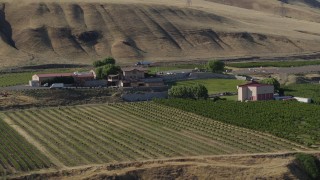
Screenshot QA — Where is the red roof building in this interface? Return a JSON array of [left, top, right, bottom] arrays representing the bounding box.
[[34, 73, 73, 78], [32, 71, 95, 85], [238, 81, 274, 102], [121, 67, 147, 81]]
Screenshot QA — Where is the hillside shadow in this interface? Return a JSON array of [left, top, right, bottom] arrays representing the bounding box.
[[0, 4, 16, 48], [287, 155, 320, 180], [303, 0, 320, 8], [287, 161, 310, 180]]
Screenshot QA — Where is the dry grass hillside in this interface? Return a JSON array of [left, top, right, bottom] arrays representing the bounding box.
[[206, 0, 320, 22], [0, 0, 320, 67]]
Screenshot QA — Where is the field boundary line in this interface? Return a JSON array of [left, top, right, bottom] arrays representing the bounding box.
[[7, 150, 320, 179], [1, 114, 65, 168]]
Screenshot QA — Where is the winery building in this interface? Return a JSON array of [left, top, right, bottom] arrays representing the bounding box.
[[237, 81, 274, 102], [30, 71, 95, 86]]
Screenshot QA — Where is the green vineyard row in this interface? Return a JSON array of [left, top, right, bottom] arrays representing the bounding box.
[[0, 116, 53, 176], [1, 102, 309, 174], [155, 99, 320, 147]]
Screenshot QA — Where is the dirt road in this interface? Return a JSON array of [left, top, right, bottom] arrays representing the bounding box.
[[9, 151, 320, 180]]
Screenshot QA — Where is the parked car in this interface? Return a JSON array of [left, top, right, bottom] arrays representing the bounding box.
[[50, 83, 64, 89], [43, 83, 49, 87]]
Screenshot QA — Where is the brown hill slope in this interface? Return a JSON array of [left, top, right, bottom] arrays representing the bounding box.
[[206, 0, 320, 22], [289, 0, 320, 8], [0, 0, 320, 67]]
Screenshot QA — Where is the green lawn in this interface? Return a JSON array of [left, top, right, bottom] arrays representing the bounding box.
[[0, 72, 35, 87], [172, 79, 246, 94], [285, 83, 320, 104], [0, 68, 89, 87], [149, 64, 205, 74]]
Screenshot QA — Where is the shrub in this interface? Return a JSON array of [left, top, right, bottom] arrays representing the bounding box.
[[206, 60, 225, 73], [93, 61, 104, 68], [295, 153, 320, 179], [93, 57, 116, 67], [94, 57, 120, 79], [96, 64, 121, 79], [169, 85, 192, 99], [168, 84, 208, 99], [191, 84, 208, 99], [260, 78, 280, 92]]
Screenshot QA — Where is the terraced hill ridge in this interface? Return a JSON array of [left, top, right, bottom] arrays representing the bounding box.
[[0, 0, 320, 67], [1, 102, 311, 176]]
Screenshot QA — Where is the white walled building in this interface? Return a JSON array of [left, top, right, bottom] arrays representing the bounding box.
[[238, 81, 274, 102]]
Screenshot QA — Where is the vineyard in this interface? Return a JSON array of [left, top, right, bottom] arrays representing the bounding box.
[[227, 60, 320, 68], [2, 102, 309, 170], [0, 116, 53, 176], [155, 99, 320, 147]]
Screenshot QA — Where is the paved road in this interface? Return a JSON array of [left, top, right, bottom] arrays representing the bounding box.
[[0, 85, 108, 91], [232, 65, 320, 75]]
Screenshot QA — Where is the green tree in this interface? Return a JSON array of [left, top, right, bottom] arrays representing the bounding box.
[[168, 84, 208, 99], [192, 83, 208, 99], [93, 61, 103, 67], [260, 78, 280, 92], [95, 66, 103, 79], [168, 85, 193, 99], [206, 60, 225, 73], [94, 57, 120, 79], [96, 64, 121, 79], [102, 57, 116, 65], [93, 57, 116, 67]]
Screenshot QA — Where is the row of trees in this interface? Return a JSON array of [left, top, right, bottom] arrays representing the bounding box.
[[168, 84, 208, 99]]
